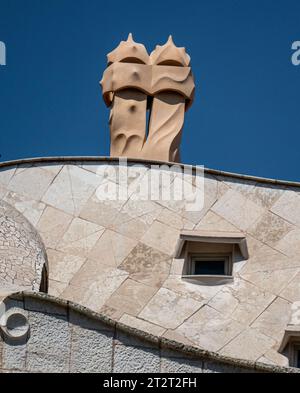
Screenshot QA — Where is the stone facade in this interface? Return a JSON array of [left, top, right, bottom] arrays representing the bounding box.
[[0, 292, 295, 373], [1, 157, 300, 371]]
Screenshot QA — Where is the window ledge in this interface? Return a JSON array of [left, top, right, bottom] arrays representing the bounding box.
[[174, 230, 249, 260], [182, 274, 234, 286]]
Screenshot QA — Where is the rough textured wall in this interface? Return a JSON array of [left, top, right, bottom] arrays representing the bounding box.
[[0, 293, 289, 373], [0, 200, 47, 295], [0, 159, 300, 368]]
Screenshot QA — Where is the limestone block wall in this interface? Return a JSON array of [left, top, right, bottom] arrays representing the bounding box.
[[0, 293, 294, 373], [0, 157, 300, 368]]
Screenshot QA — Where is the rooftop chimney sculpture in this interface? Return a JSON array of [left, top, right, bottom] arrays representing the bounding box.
[[100, 34, 195, 162]]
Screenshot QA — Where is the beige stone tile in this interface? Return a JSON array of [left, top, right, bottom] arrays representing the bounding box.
[[69, 259, 126, 288], [162, 329, 195, 347], [4, 191, 46, 226], [275, 228, 300, 257], [56, 217, 104, 258], [42, 165, 101, 216], [217, 176, 256, 198], [111, 212, 149, 241], [146, 166, 177, 204], [102, 162, 148, 187], [201, 174, 217, 196], [250, 183, 285, 209], [63, 264, 129, 311], [80, 193, 122, 228], [184, 282, 227, 302], [121, 196, 162, 223], [35, 163, 62, 176], [47, 249, 86, 284], [280, 272, 300, 302], [119, 242, 171, 287], [162, 275, 206, 303], [251, 297, 292, 342], [99, 305, 124, 320], [207, 288, 239, 317], [220, 328, 275, 362], [120, 314, 166, 336], [48, 279, 69, 297], [14, 163, 32, 175], [229, 279, 275, 325], [0, 167, 16, 186], [87, 230, 115, 267], [217, 180, 230, 199], [110, 232, 138, 266], [7, 166, 56, 200], [81, 162, 110, 175], [257, 356, 276, 366], [172, 166, 201, 188], [86, 161, 146, 182], [157, 208, 194, 230], [271, 190, 300, 227], [183, 175, 218, 225], [106, 279, 158, 316], [239, 238, 296, 274], [139, 287, 202, 329], [156, 197, 185, 217], [262, 349, 289, 367], [217, 177, 284, 209], [176, 305, 244, 352], [240, 268, 299, 296], [141, 221, 179, 256], [207, 278, 275, 325], [0, 184, 8, 199], [247, 211, 294, 247], [88, 229, 137, 267], [212, 189, 265, 231], [154, 174, 215, 226], [36, 206, 73, 248], [196, 211, 239, 232], [244, 234, 268, 256]]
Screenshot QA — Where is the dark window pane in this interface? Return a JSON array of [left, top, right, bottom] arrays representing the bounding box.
[[194, 260, 225, 275], [297, 350, 300, 368]]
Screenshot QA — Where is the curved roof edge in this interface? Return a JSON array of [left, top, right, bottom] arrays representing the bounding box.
[[4, 291, 299, 373], [0, 156, 299, 188]]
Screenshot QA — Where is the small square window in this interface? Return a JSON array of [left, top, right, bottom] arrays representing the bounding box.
[[189, 254, 232, 276]]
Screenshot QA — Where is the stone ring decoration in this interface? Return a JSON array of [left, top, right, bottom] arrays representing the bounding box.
[[0, 307, 30, 340]]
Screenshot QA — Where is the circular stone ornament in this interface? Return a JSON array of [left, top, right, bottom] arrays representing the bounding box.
[[1, 309, 30, 339]]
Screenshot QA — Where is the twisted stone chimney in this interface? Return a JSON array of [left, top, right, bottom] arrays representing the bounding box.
[[100, 34, 195, 162]]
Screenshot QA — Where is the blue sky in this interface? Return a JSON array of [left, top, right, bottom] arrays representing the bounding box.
[[0, 0, 300, 181]]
